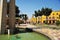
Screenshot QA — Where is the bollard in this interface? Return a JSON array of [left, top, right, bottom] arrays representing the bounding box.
[[8, 29, 10, 39]]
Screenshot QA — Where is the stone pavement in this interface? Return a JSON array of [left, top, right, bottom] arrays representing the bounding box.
[[16, 24, 60, 40], [16, 24, 37, 28], [33, 28, 60, 40]]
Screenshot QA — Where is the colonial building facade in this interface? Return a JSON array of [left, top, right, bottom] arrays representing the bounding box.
[[30, 11, 60, 24]]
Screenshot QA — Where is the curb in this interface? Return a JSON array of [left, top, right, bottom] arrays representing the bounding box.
[[33, 29, 55, 40]]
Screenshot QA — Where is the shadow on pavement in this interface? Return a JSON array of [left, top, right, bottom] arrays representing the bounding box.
[[14, 27, 33, 34]]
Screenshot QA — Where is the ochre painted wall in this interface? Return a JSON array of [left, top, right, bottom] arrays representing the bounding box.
[[30, 11, 60, 24]]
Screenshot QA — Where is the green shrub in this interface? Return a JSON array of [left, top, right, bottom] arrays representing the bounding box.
[[56, 20, 60, 26]]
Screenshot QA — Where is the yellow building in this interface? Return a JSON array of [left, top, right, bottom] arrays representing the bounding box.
[[30, 11, 60, 24]]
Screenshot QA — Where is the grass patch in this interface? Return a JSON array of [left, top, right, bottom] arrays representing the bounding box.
[[16, 32, 49, 40], [0, 32, 50, 40], [0, 35, 10, 40]]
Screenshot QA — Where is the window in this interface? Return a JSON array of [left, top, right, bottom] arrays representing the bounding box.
[[57, 13, 58, 15], [43, 21, 45, 23], [53, 13, 54, 15], [52, 17, 55, 19], [57, 17, 59, 19], [49, 17, 51, 19]]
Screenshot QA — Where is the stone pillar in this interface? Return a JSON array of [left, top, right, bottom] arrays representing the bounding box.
[[9, 0, 15, 34], [55, 20, 56, 23], [51, 21, 53, 24], [48, 20, 49, 24], [0, 0, 7, 34]]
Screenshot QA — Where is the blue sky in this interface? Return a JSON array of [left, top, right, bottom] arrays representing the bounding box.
[[16, 0, 60, 19]]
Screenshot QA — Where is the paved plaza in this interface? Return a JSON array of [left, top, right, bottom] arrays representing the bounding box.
[[33, 28, 60, 40], [16, 24, 60, 40]]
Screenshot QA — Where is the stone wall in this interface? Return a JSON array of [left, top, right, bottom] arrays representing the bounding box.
[[0, 0, 15, 34], [1, 0, 7, 34], [9, 0, 15, 34]]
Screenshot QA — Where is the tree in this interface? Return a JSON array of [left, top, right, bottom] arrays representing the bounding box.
[[19, 14, 24, 20], [19, 14, 28, 23], [38, 10, 43, 23], [34, 10, 43, 23], [41, 8, 52, 23], [24, 14, 28, 21], [34, 8, 52, 24], [15, 6, 20, 17], [34, 11, 38, 23], [56, 20, 60, 26]]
